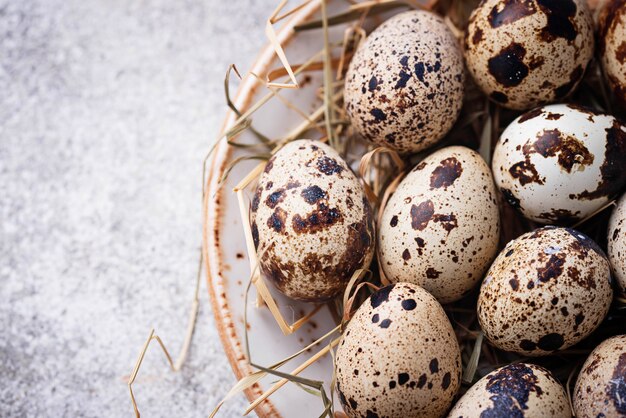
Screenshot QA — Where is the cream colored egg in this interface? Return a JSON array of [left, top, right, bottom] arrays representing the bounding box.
[[608, 194, 626, 294], [478, 226, 613, 356], [336, 283, 461, 418], [448, 363, 571, 418], [250, 140, 374, 302], [492, 104, 626, 224], [574, 334, 626, 418], [379, 146, 500, 303], [465, 0, 594, 110], [344, 10, 464, 154], [599, 0, 626, 108]]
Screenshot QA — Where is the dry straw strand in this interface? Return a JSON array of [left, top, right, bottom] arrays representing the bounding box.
[[243, 337, 341, 415], [127, 252, 203, 417], [294, 1, 410, 31], [462, 331, 484, 384], [266, 0, 313, 88], [358, 146, 405, 204], [321, 0, 338, 149]]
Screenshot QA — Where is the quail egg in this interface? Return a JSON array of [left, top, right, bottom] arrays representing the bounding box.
[[478, 226, 613, 356], [492, 104, 626, 224], [465, 0, 594, 110], [344, 10, 465, 154], [608, 193, 626, 294], [574, 334, 626, 417], [336, 283, 461, 418], [250, 140, 375, 302], [448, 362, 571, 418], [598, 0, 626, 108], [379, 146, 500, 303]]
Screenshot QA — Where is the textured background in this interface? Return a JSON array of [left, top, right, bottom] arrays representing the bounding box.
[[0, 0, 277, 416]]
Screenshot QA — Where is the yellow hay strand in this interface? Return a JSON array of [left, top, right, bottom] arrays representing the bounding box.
[[321, 0, 339, 149], [243, 337, 341, 415], [127, 253, 203, 417], [462, 331, 484, 384], [358, 146, 405, 204], [266, 0, 314, 88]]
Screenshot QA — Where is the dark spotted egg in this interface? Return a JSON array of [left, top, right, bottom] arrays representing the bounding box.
[[379, 146, 500, 303], [492, 104, 626, 224], [478, 226, 613, 356], [336, 283, 461, 418], [573, 334, 626, 418], [448, 363, 571, 418], [599, 0, 626, 108], [608, 194, 626, 295], [344, 10, 464, 154], [465, 0, 594, 110], [250, 140, 375, 302]]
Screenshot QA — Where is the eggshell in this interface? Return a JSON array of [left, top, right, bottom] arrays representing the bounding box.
[[344, 10, 464, 154], [465, 0, 594, 110], [336, 283, 461, 418], [608, 193, 626, 294], [448, 362, 571, 418], [250, 140, 375, 302], [573, 334, 626, 417], [598, 0, 626, 108], [478, 226, 613, 356], [378, 146, 500, 303], [492, 104, 626, 224]]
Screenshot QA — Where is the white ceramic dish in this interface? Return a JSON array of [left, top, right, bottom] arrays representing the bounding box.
[[203, 1, 352, 416], [203, 1, 609, 417]]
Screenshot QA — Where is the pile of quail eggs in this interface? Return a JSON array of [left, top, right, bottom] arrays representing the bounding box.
[[251, 1, 626, 416]]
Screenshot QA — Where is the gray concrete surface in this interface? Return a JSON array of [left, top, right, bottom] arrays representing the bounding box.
[[0, 0, 276, 416]]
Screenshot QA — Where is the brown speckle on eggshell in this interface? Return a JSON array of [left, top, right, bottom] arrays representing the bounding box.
[[448, 362, 571, 418], [379, 146, 500, 303], [336, 283, 461, 418], [465, 0, 594, 110], [251, 139, 375, 302], [344, 10, 464, 154], [478, 226, 613, 356], [573, 334, 626, 417]]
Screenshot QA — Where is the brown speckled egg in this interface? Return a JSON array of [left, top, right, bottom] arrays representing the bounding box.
[[573, 334, 626, 417], [492, 104, 626, 225], [599, 0, 626, 108], [336, 283, 461, 418], [465, 0, 594, 110], [250, 139, 374, 302], [344, 10, 464, 154], [448, 362, 571, 418], [478, 226, 613, 356], [609, 194, 626, 295], [378, 146, 500, 303]]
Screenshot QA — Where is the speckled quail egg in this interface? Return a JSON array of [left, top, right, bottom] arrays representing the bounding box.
[[574, 334, 626, 417], [599, 0, 626, 108], [250, 139, 374, 302], [336, 283, 461, 418], [608, 194, 626, 294], [465, 0, 594, 110], [478, 226, 613, 356], [344, 10, 464, 154], [448, 362, 571, 418], [378, 146, 500, 303], [492, 104, 626, 224]]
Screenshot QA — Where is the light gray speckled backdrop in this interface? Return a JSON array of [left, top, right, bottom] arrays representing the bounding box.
[[0, 0, 277, 416]]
